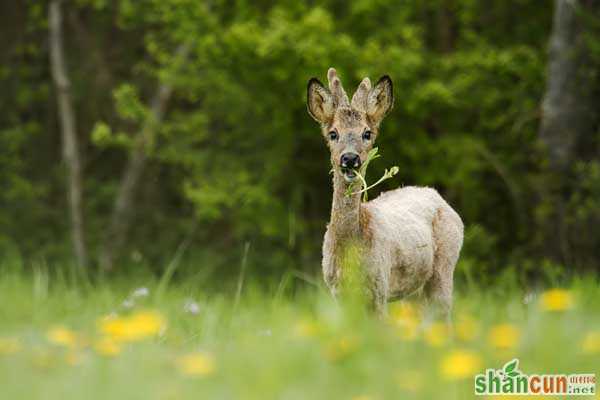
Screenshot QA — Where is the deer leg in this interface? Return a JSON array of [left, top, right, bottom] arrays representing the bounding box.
[[367, 272, 388, 317], [424, 269, 453, 323], [426, 208, 461, 323]]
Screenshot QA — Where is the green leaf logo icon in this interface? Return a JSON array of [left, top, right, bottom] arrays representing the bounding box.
[[503, 359, 520, 377]]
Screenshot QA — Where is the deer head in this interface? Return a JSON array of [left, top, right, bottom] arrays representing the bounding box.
[[307, 68, 394, 183]]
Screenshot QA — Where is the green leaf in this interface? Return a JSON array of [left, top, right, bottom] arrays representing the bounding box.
[[91, 122, 112, 145], [358, 147, 381, 177], [345, 147, 400, 201], [503, 359, 518, 374]]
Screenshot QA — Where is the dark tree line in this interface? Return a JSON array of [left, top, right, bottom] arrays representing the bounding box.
[[1, 0, 599, 282]]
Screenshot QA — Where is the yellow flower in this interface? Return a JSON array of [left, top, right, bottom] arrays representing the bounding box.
[[351, 396, 373, 400], [455, 313, 480, 342], [389, 302, 419, 323], [47, 326, 79, 348], [127, 311, 166, 336], [397, 370, 424, 393], [439, 349, 482, 380], [540, 289, 574, 312], [176, 353, 216, 377], [388, 302, 421, 341], [98, 310, 166, 342], [581, 331, 600, 354], [98, 316, 128, 339], [488, 324, 520, 350], [93, 337, 122, 357], [293, 319, 320, 338], [424, 322, 449, 347], [0, 337, 21, 355], [324, 336, 358, 362]]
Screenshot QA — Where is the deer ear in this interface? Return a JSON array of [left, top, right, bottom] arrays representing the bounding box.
[[367, 75, 394, 125], [307, 78, 335, 124]]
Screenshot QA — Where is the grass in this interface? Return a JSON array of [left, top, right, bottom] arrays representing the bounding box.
[[0, 268, 599, 400]]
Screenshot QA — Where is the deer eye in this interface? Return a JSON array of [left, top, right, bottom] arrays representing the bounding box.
[[328, 131, 338, 141], [362, 130, 372, 141]]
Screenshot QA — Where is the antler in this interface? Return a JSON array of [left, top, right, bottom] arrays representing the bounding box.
[[351, 77, 371, 112], [327, 68, 350, 108]]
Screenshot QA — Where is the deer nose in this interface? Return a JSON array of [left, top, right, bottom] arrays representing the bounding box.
[[340, 153, 361, 169]]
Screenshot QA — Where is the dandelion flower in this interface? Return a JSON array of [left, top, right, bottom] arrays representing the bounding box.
[[440, 349, 482, 380], [177, 353, 216, 377], [488, 324, 520, 350], [47, 326, 79, 348], [98, 310, 165, 342], [581, 331, 600, 354], [0, 337, 21, 355], [98, 316, 128, 338], [540, 289, 574, 312], [127, 311, 166, 336], [94, 338, 121, 357], [424, 322, 449, 347]]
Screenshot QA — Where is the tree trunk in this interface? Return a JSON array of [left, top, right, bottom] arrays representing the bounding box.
[[49, 0, 88, 271], [538, 0, 598, 266], [437, 0, 456, 53], [98, 44, 190, 271], [539, 0, 590, 172]]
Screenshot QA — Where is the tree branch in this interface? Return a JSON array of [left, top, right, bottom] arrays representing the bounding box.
[[99, 43, 191, 271], [49, 0, 88, 271]]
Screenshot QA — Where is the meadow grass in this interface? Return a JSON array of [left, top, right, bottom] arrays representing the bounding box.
[[0, 266, 599, 400]]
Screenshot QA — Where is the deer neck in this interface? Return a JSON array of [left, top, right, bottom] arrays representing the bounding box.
[[329, 172, 362, 240]]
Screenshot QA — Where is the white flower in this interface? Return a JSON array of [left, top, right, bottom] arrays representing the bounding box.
[[132, 287, 150, 298], [523, 291, 536, 305], [183, 299, 201, 315], [122, 299, 135, 309]]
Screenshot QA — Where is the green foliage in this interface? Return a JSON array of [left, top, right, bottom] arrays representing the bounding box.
[[114, 84, 147, 123], [345, 147, 399, 201], [337, 241, 370, 307], [565, 161, 600, 269], [0, 1, 599, 277], [0, 269, 598, 399]]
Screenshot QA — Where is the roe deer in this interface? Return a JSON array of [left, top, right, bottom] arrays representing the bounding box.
[[307, 68, 464, 317]]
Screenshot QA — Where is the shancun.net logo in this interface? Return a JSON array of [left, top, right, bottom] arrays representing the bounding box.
[[474, 359, 596, 396]]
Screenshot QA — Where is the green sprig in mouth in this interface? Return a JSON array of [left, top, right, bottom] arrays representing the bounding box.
[[344, 147, 400, 201]]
